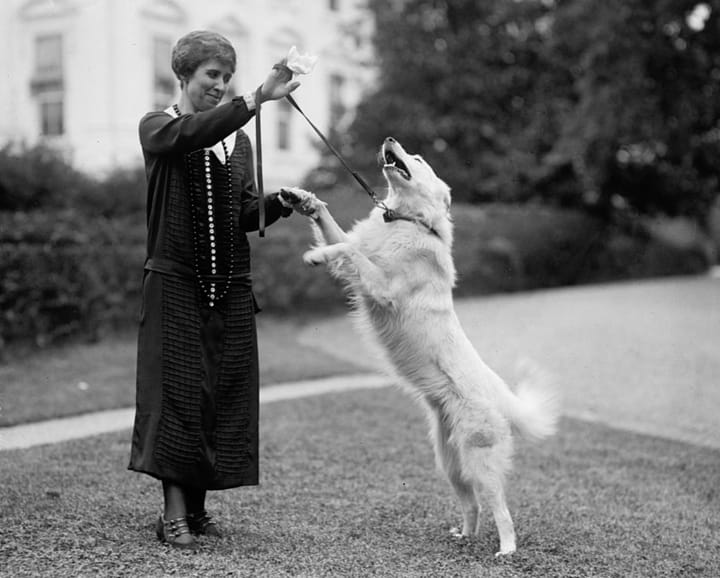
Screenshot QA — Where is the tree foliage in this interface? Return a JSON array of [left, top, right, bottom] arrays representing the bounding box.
[[338, 0, 720, 220]]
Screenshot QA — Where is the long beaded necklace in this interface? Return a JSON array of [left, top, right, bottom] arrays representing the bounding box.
[[174, 104, 234, 308]]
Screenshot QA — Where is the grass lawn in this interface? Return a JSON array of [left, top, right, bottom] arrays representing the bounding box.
[[0, 315, 366, 427], [1, 388, 718, 577]]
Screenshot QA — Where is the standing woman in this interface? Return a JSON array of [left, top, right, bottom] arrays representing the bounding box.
[[128, 30, 300, 549]]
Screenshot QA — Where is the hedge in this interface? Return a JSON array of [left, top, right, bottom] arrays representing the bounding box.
[[0, 210, 145, 348], [0, 202, 710, 351]]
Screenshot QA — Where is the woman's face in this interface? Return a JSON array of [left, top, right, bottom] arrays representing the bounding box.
[[182, 58, 234, 112]]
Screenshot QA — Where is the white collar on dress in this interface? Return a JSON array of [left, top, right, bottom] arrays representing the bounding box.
[[165, 105, 236, 165]]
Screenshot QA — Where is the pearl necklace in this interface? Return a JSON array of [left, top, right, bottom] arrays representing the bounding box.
[[175, 104, 234, 308]]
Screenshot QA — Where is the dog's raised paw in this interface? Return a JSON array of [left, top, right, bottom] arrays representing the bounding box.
[[279, 187, 326, 219], [279, 187, 304, 205], [303, 248, 326, 266]]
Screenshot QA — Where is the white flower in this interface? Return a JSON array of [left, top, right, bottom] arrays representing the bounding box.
[[286, 46, 317, 75]]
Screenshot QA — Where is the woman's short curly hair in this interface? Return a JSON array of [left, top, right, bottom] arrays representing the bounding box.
[[171, 30, 236, 81]]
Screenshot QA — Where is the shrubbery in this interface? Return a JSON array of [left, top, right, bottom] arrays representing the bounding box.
[[0, 143, 147, 217], [0, 210, 145, 348], [0, 143, 94, 212], [2, 201, 709, 351], [0, 144, 149, 349], [451, 204, 711, 295], [0, 145, 711, 352]]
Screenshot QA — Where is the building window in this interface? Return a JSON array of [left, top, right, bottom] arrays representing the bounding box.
[[31, 34, 64, 136], [34, 34, 63, 84], [40, 97, 64, 136], [329, 74, 346, 127], [153, 36, 175, 110], [277, 98, 292, 151]]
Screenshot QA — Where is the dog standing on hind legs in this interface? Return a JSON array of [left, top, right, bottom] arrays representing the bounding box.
[[280, 137, 560, 557]]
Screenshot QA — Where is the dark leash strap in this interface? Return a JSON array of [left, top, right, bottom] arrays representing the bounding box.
[[253, 86, 411, 234], [284, 94, 394, 218], [255, 86, 266, 237]]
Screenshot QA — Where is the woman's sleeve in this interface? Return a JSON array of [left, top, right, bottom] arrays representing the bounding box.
[[139, 97, 256, 155]]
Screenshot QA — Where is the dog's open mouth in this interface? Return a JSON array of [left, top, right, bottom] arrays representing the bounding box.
[[383, 149, 411, 180]]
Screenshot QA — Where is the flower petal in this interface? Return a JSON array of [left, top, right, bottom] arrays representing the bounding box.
[[286, 45, 318, 75]]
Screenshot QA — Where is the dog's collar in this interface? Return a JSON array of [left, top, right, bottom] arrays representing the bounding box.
[[383, 208, 440, 238]]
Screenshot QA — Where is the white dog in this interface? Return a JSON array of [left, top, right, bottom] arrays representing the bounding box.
[[280, 137, 559, 556]]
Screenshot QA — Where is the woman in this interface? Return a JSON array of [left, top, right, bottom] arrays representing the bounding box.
[[128, 30, 303, 549]]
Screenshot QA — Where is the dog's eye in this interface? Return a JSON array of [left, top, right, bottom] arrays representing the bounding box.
[[414, 156, 424, 164]]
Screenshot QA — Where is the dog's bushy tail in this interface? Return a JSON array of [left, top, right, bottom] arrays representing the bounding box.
[[505, 359, 560, 441]]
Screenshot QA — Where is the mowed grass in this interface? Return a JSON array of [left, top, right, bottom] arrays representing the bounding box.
[[0, 316, 365, 427], [1, 388, 718, 578]]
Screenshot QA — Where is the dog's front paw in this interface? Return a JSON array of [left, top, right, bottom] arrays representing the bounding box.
[[278, 186, 305, 205], [303, 247, 327, 266], [303, 243, 349, 266], [279, 187, 326, 219]]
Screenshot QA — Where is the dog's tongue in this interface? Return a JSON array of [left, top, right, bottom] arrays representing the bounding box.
[[383, 150, 410, 179], [384, 150, 398, 165]]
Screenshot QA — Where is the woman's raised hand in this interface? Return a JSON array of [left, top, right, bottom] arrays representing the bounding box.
[[259, 47, 316, 103], [259, 61, 300, 102]]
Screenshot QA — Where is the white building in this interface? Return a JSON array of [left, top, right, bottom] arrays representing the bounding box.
[[0, 0, 375, 189]]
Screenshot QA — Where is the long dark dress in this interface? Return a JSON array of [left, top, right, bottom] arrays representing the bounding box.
[[128, 98, 290, 490]]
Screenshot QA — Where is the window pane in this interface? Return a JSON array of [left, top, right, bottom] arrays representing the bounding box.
[[41, 99, 64, 136], [329, 74, 345, 126], [35, 34, 63, 77], [153, 37, 175, 109], [277, 99, 292, 150], [153, 37, 172, 75]]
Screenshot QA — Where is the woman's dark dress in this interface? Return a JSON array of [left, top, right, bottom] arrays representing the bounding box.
[[128, 98, 289, 490]]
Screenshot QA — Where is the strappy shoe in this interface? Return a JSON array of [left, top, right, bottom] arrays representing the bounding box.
[[186, 510, 222, 537], [155, 515, 198, 550]]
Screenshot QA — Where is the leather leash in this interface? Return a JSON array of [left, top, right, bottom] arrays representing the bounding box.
[[254, 86, 265, 237], [254, 87, 433, 235], [283, 94, 395, 219]]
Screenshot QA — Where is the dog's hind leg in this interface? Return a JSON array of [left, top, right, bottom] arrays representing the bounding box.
[[448, 467, 480, 539], [469, 441, 516, 556], [483, 478, 516, 557], [428, 406, 480, 538]]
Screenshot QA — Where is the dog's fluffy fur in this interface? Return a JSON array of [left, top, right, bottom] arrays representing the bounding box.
[[281, 137, 559, 556]]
